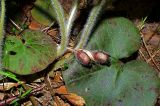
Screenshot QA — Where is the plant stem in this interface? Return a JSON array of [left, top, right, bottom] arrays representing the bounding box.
[[51, 0, 78, 57], [66, 0, 78, 39], [75, 0, 106, 49], [50, 0, 67, 57], [0, 0, 5, 70]]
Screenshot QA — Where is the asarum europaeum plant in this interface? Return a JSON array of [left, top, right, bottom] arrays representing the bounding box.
[[1, 0, 107, 75], [51, 0, 108, 65], [1, 1, 160, 105]]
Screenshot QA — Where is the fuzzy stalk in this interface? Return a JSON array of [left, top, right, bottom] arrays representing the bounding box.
[[66, 0, 78, 39], [0, 0, 5, 70], [75, 0, 106, 49], [50, 0, 67, 56]]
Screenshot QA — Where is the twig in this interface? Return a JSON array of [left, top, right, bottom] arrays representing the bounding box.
[[146, 23, 160, 42], [44, 74, 61, 106], [33, 97, 43, 105], [41, 22, 55, 32], [139, 49, 149, 62], [0, 85, 44, 105], [9, 18, 27, 36], [0, 96, 17, 106], [22, 84, 39, 106], [9, 18, 23, 31], [141, 33, 160, 71], [147, 49, 160, 63]]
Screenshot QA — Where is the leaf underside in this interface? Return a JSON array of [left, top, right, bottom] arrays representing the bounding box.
[[31, 0, 56, 26]]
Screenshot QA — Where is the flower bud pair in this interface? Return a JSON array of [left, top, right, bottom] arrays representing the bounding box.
[[75, 49, 110, 66]]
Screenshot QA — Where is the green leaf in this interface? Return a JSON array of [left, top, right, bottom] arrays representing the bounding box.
[[64, 60, 160, 106], [87, 17, 141, 59], [3, 29, 57, 75], [11, 88, 32, 105], [0, 70, 21, 83], [31, 0, 56, 26], [21, 88, 32, 98], [11, 100, 21, 106]]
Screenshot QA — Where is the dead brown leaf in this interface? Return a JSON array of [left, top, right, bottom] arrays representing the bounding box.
[[54, 96, 70, 106], [0, 82, 20, 91], [148, 34, 160, 46], [47, 29, 58, 37], [51, 72, 85, 106], [63, 93, 85, 106], [29, 20, 42, 30], [0, 93, 5, 100]]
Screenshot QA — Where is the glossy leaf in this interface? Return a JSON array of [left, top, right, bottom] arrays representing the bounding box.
[[31, 0, 56, 26], [64, 60, 160, 106], [3, 30, 57, 75], [86, 17, 141, 59]]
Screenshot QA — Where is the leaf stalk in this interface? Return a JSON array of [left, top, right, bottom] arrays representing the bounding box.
[[76, 0, 106, 49], [0, 0, 5, 70]]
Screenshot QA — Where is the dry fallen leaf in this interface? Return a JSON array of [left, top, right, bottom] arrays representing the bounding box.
[[47, 29, 58, 37], [0, 92, 5, 100], [148, 34, 160, 46], [0, 82, 21, 91], [51, 72, 85, 106], [63, 93, 85, 106], [54, 96, 70, 106], [29, 20, 42, 30], [56, 85, 68, 94]]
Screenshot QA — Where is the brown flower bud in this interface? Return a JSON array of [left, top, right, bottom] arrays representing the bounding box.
[[92, 51, 109, 64], [75, 50, 91, 66]]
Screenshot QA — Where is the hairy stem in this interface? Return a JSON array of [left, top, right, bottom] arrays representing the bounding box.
[[75, 0, 106, 49], [51, 0, 78, 57], [66, 0, 78, 38], [50, 0, 67, 56], [0, 0, 5, 70]]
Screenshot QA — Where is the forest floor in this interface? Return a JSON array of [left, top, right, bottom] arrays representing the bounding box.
[[0, 0, 160, 106]]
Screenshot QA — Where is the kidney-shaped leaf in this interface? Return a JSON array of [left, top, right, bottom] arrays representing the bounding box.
[[64, 61, 159, 106], [31, 0, 56, 26], [3, 30, 57, 75], [87, 17, 141, 59]]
